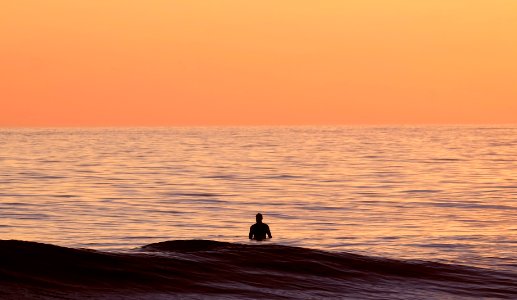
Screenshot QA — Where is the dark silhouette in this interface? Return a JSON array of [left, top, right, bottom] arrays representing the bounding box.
[[249, 213, 272, 241]]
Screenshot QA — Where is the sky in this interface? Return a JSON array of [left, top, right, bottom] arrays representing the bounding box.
[[1, 1, 516, 126]]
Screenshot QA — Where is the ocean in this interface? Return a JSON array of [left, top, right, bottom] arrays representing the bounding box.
[[0, 126, 516, 299]]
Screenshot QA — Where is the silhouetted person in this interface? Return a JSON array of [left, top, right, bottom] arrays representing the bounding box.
[[249, 213, 272, 241]]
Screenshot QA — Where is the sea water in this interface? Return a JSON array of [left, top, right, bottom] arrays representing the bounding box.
[[1, 126, 516, 274]]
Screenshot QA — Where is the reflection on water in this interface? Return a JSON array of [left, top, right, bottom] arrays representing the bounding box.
[[0, 126, 516, 271]]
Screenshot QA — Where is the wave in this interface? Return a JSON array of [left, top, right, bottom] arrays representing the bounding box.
[[0, 240, 515, 299]]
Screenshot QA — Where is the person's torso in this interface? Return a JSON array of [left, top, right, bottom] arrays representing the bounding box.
[[252, 223, 269, 240]]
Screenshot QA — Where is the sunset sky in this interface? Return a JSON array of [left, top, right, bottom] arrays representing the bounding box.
[[1, 1, 516, 126]]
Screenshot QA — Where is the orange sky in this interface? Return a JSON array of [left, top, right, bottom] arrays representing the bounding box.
[[1, 1, 516, 126]]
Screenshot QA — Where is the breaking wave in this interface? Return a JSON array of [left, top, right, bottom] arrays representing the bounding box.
[[0, 240, 515, 299]]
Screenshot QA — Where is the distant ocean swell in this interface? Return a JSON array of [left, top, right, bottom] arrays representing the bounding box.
[[0, 240, 515, 299]]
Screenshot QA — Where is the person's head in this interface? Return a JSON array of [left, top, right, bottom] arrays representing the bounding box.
[[256, 213, 263, 223]]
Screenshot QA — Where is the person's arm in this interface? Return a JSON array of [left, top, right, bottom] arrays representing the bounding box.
[[266, 224, 272, 238], [249, 225, 254, 239]]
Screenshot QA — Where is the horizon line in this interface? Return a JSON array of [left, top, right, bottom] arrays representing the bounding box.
[[1, 123, 516, 129]]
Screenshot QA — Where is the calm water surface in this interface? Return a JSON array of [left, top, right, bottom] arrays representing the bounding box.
[[1, 126, 516, 272]]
